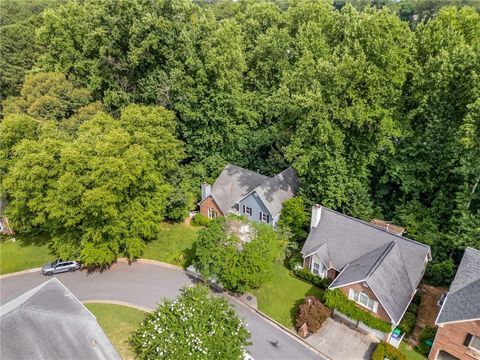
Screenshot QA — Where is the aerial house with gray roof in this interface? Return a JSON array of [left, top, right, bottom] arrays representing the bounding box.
[[301, 205, 431, 341], [199, 164, 300, 226], [429, 247, 480, 360], [0, 278, 120, 360]]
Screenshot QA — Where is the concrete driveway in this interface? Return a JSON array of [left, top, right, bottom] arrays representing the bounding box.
[[304, 318, 379, 360], [0, 261, 324, 360]]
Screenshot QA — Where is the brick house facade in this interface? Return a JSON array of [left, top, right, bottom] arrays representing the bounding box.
[[429, 320, 480, 360], [199, 196, 223, 219], [339, 282, 391, 324], [429, 248, 480, 360]]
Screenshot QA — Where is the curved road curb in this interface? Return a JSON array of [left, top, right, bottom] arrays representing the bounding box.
[[0, 267, 41, 279], [82, 300, 152, 313]]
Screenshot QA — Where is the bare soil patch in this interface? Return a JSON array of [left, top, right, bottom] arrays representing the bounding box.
[[411, 283, 448, 342]]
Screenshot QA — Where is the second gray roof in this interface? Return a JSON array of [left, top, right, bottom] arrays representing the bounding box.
[[436, 247, 480, 324], [208, 164, 299, 216], [303, 206, 431, 325]]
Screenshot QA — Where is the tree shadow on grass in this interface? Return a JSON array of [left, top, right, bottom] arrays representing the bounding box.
[[14, 231, 51, 247]]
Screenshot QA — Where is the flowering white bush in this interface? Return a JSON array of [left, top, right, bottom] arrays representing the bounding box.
[[131, 284, 250, 360]]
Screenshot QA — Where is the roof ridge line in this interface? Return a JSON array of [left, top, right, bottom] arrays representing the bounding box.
[[321, 207, 430, 250], [365, 241, 395, 279]]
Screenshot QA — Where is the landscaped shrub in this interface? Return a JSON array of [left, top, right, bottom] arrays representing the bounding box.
[[324, 289, 392, 333], [412, 292, 422, 305], [191, 213, 211, 227], [371, 342, 406, 360], [398, 311, 417, 335], [288, 253, 303, 270], [407, 303, 419, 315], [414, 326, 437, 356], [425, 259, 456, 286], [292, 268, 331, 289], [296, 296, 331, 333]]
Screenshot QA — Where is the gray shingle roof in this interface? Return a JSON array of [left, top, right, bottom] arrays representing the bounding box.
[[206, 164, 299, 216], [209, 164, 269, 214], [302, 206, 431, 325], [251, 167, 300, 217], [0, 278, 121, 360], [436, 247, 480, 324]]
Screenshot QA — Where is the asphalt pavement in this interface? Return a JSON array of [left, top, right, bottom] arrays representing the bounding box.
[[0, 261, 324, 360]]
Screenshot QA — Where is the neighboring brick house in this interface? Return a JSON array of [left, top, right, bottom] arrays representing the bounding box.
[[199, 164, 300, 226], [301, 205, 431, 341], [429, 247, 480, 360]]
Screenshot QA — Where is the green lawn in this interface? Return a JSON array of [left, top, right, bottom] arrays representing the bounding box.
[[400, 342, 427, 360], [143, 222, 200, 268], [0, 223, 200, 275], [86, 303, 147, 360], [251, 262, 324, 329], [0, 234, 53, 275]]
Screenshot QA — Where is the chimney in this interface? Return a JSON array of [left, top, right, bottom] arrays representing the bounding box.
[[310, 204, 322, 229], [201, 182, 211, 201]]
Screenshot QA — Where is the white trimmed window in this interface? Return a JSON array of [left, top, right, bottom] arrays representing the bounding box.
[[313, 262, 321, 275], [208, 208, 217, 219], [259, 212, 270, 223], [348, 289, 378, 313], [243, 205, 252, 216], [468, 334, 480, 352]]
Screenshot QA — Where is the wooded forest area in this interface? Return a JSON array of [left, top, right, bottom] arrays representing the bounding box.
[[0, 0, 478, 283]]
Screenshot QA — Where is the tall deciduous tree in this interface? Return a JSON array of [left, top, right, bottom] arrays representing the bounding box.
[[1, 105, 185, 267], [194, 217, 283, 293]]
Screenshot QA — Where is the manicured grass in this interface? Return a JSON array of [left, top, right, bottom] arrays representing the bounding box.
[[0, 234, 53, 275], [85, 303, 147, 360], [251, 262, 324, 329], [400, 342, 427, 360], [143, 222, 200, 268]]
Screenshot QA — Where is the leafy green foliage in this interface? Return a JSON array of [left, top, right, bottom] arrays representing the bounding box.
[[324, 289, 392, 333], [425, 259, 456, 286], [295, 296, 331, 333], [193, 217, 283, 293], [414, 326, 437, 356], [2, 0, 478, 282], [3, 72, 92, 121], [278, 197, 309, 242], [372, 341, 406, 360], [191, 214, 211, 227], [131, 284, 250, 360], [292, 268, 331, 290], [0, 0, 63, 26], [1, 104, 185, 267], [398, 311, 417, 335]]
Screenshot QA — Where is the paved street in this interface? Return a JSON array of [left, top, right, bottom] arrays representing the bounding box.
[[0, 261, 323, 360]]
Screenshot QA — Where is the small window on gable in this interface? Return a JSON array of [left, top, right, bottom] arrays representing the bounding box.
[[208, 208, 217, 219], [243, 205, 252, 216], [260, 212, 270, 223]]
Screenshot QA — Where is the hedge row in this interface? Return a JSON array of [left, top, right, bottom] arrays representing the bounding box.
[[292, 268, 331, 289], [371, 342, 406, 360], [324, 289, 392, 333]]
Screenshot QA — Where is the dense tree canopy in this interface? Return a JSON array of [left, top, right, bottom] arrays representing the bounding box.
[[0, 0, 478, 276], [1, 100, 185, 266], [194, 217, 283, 293], [131, 284, 250, 360]]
